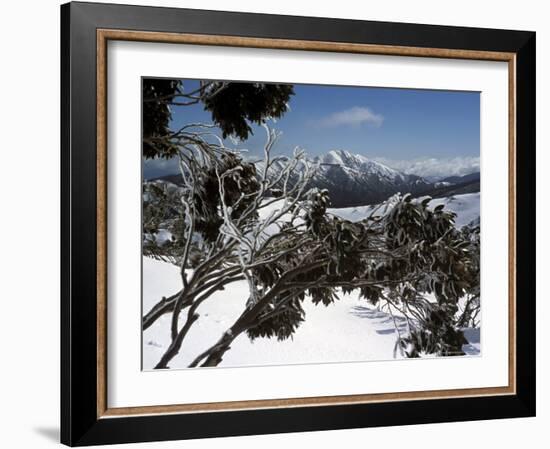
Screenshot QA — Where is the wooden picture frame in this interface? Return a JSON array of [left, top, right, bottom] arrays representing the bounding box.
[[61, 1, 535, 446]]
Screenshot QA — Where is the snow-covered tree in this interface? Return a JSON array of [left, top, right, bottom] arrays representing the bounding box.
[[188, 192, 480, 367], [144, 125, 323, 368]]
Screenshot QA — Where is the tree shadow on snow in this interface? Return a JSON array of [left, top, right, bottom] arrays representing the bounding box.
[[349, 305, 409, 335]]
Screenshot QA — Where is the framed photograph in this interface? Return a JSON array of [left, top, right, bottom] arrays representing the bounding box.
[[61, 2, 536, 446]]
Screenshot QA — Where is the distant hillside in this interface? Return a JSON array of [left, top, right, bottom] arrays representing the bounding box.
[[420, 172, 480, 199], [441, 172, 480, 184], [151, 150, 480, 208], [422, 179, 480, 199]]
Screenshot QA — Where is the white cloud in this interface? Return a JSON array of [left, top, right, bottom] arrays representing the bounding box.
[[373, 156, 480, 178], [313, 106, 384, 128]]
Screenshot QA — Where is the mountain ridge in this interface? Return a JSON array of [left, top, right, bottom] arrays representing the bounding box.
[[150, 149, 480, 208]]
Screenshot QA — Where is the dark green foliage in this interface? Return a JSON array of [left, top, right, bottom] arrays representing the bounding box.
[[247, 295, 306, 341], [244, 192, 479, 355], [203, 82, 294, 140], [304, 188, 331, 236], [326, 219, 368, 280], [192, 152, 261, 243], [372, 196, 478, 356], [308, 286, 339, 306], [142, 79, 294, 159], [142, 79, 181, 159], [456, 223, 481, 328], [402, 304, 468, 357], [359, 284, 385, 305], [253, 262, 285, 288]]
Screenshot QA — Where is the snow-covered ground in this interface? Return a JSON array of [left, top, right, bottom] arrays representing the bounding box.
[[143, 192, 480, 370], [143, 258, 412, 369]]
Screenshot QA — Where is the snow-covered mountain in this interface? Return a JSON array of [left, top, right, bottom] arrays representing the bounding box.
[[256, 149, 433, 206], [314, 149, 407, 182], [302, 150, 434, 206], [152, 149, 480, 208], [256, 149, 481, 207]]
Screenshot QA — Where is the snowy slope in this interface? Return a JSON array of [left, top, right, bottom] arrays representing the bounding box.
[[428, 193, 480, 227], [330, 192, 480, 228], [142, 253, 480, 370], [142, 258, 405, 370]]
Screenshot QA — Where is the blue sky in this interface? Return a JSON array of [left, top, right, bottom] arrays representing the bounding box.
[[144, 79, 479, 179]]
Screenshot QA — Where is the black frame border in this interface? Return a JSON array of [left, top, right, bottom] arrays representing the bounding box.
[[61, 2, 536, 446]]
